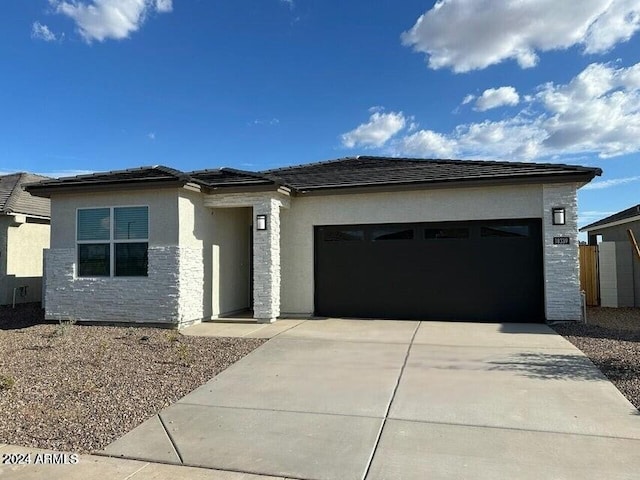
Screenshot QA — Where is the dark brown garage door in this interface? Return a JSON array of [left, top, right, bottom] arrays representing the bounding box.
[[314, 219, 544, 322]]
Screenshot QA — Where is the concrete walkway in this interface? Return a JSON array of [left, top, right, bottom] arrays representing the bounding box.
[[180, 319, 305, 339], [6, 320, 639, 479], [100, 320, 640, 480]]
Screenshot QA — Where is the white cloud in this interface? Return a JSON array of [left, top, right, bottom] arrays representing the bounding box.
[[402, 0, 640, 72], [31, 21, 57, 42], [539, 62, 640, 157], [396, 130, 457, 158], [584, 0, 640, 53], [280, 0, 294, 8], [51, 0, 173, 42], [461, 94, 475, 105], [147, 132, 156, 140], [249, 118, 280, 126], [342, 61, 640, 161], [474, 87, 520, 111], [582, 175, 640, 189], [154, 0, 172, 12], [341, 111, 406, 148], [39, 169, 95, 178], [580, 210, 616, 216], [578, 210, 617, 227]]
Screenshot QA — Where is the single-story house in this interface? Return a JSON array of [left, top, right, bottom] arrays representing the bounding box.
[[27, 156, 600, 327], [581, 204, 640, 307], [0, 173, 51, 305]]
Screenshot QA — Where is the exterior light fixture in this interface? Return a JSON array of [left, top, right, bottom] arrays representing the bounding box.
[[256, 214, 267, 231], [552, 207, 566, 225]]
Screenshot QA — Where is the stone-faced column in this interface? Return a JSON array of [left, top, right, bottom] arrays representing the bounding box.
[[542, 183, 581, 321], [253, 197, 284, 323]]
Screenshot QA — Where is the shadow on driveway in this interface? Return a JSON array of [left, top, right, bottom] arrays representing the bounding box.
[[498, 323, 557, 335], [487, 352, 606, 381]]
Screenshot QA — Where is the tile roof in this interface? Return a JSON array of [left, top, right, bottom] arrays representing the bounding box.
[[29, 165, 189, 188], [26, 165, 277, 196], [26, 156, 602, 198], [0, 173, 51, 218], [263, 156, 602, 192], [580, 204, 640, 231], [189, 168, 277, 188]]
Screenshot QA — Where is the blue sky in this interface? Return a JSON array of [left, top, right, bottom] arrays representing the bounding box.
[[1, 1, 639, 229]]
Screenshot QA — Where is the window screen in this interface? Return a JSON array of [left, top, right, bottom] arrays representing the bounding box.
[[77, 208, 110, 241], [115, 207, 149, 240]]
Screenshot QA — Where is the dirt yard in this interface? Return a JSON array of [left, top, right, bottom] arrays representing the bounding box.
[[0, 304, 265, 453], [553, 307, 640, 411]]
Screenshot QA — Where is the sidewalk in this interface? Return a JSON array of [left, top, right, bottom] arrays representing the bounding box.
[[0, 445, 285, 479]]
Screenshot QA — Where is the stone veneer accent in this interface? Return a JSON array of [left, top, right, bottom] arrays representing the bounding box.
[[177, 246, 205, 326], [204, 191, 290, 323], [252, 197, 283, 322], [44, 246, 203, 326], [542, 183, 581, 321]]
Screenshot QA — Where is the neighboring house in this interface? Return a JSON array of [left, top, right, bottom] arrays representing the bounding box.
[[581, 204, 640, 307], [26, 156, 600, 327], [0, 173, 51, 305]]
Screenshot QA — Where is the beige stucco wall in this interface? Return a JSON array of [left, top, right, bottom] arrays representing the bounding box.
[[204, 191, 290, 322], [0, 217, 7, 278], [45, 188, 183, 324], [0, 217, 50, 304], [279, 184, 544, 315], [45, 186, 251, 324], [178, 190, 251, 319], [0, 218, 9, 304], [178, 191, 209, 321], [50, 188, 179, 248], [210, 208, 251, 317], [6, 221, 50, 276]]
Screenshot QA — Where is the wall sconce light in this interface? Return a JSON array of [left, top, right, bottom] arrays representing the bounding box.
[[552, 207, 566, 225], [256, 214, 267, 231]]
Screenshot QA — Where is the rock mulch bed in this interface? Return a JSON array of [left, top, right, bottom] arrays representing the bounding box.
[[2, 303, 638, 453], [553, 307, 640, 411], [0, 304, 265, 453]]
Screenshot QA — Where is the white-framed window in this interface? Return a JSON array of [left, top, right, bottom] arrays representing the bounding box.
[[76, 206, 149, 277]]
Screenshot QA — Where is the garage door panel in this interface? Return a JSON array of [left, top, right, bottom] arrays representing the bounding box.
[[315, 220, 544, 322]]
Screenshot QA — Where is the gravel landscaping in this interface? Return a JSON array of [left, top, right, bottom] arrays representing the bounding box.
[[1, 303, 638, 455], [553, 307, 640, 411], [0, 303, 265, 453]]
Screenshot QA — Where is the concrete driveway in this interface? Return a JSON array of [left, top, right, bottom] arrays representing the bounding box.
[[102, 320, 640, 480]]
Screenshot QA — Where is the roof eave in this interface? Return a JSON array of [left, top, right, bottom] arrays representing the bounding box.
[[1, 211, 51, 220], [580, 214, 640, 232], [292, 172, 598, 196], [26, 178, 190, 198], [203, 183, 290, 195]]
